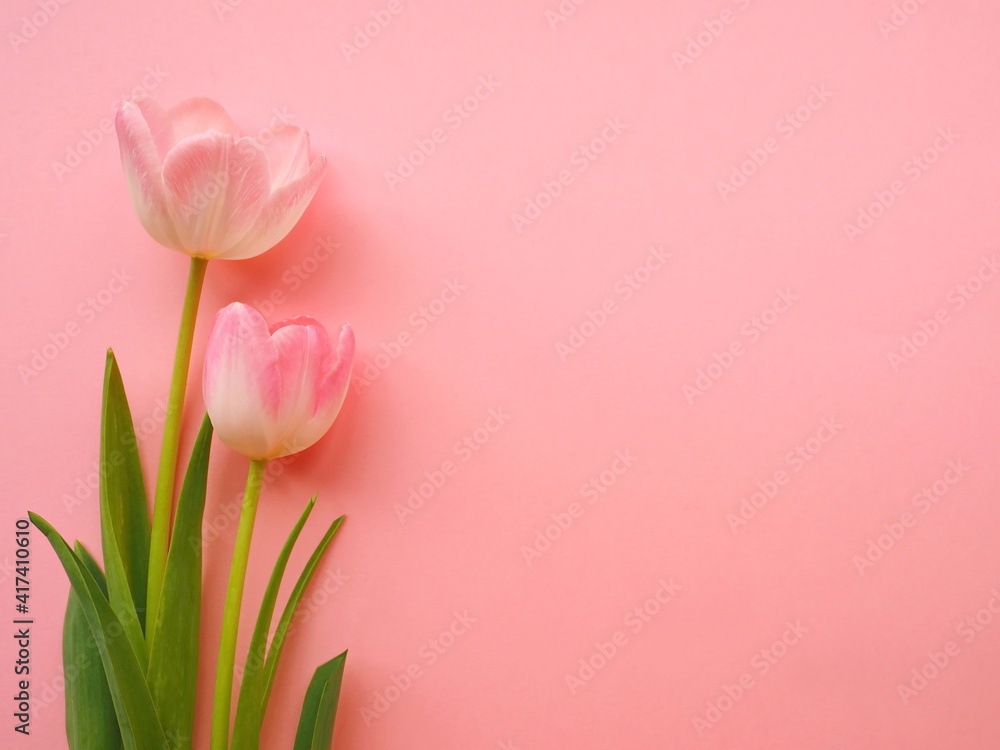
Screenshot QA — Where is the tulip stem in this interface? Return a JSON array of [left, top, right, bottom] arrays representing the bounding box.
[[212, 458, 268, 750], [146, 256, 209, 636]]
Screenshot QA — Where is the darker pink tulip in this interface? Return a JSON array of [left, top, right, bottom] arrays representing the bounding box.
[[203, 303, 354, 460]]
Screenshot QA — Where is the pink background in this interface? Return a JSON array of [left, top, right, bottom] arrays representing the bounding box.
[[3, 0, 1000, 747]]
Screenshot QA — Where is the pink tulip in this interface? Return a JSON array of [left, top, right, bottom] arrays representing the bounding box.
[[203, 303, 354, 460], [115, 96, 326, 260]]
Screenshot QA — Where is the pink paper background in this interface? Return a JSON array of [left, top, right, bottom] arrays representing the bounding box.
[[3, 0, 1000, 747]]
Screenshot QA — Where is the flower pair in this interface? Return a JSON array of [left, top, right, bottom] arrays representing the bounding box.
[[117, 96, 354, 461]]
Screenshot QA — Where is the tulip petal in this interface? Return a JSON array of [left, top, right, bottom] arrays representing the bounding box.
[[292, 323, 354, 458], [115, 101, 183, 251], [268, 319, 333, 458], [203, 304, 281, 461], [127, 96, 173, 160], [317, 324, 355, 418], [165, 97, 240, 146], [260, 125, 313, 190], [161, 134, 271, 257], [216, 155, 326, 261]]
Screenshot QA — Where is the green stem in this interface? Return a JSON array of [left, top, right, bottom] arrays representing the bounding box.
[[146, 256, 208, 635], [211, 458, 268, 750]]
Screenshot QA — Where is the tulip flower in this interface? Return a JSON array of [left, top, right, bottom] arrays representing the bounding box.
[[204, 302, 353, 750], [115, 96, 327, 261], [204, 302, 354, 461], [115, 96, 328, 636]]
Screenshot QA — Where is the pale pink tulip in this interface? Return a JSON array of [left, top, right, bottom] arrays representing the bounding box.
[[115, 97, 326, 260], [203, 303, 354, 460]]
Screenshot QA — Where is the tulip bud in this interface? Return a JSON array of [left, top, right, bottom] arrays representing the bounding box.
[[204, 303, 354, 460]]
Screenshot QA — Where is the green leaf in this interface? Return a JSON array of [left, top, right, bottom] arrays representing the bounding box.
[[261, 514, 345, 709], [292, 652, 347, 750], [146, 415, 213, 750], [231, 496, 317, 750], [99, 350, 150, 665], [64, 544, 122, 750], [30, 513, 168, 750]]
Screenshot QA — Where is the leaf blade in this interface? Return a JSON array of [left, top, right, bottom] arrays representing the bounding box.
[[261, 515, 345, 708], [292, 652, 347, 750], [99, 350, 150, 665], [30, 513, 168, 750], [231, 496, 317, 750], [64, 544, 122, 750], [146, 415, 213, 750]]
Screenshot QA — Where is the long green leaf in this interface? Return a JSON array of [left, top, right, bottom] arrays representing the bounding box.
[[261, 514, 345, 708], [99, 350, 150, 665], [292, 652, 347, 750], [231, 496, 317, 750], [146, 415, 213, 750], [64, 544, 122, 750], [30, 513, 168, 750]]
